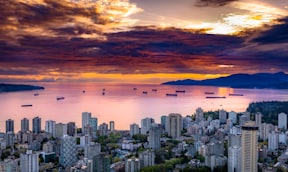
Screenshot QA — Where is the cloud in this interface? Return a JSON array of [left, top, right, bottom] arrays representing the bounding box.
[[250, 17, 288, 44], [195, 0, 237, 7]]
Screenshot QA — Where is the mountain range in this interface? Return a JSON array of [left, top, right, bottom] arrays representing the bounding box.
[[162, 72, 288, 89]]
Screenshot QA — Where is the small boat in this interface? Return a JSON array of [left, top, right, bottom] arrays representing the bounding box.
[[229, 93, 244, 96], [133, 88, 137, 91], [82, 90, 86, 93], [206, 96, 226, 99], [152, 89, 157, 92], [102, 92, 105, 95], [166, 93, 177, 96], [103, 88, 106, 92], [34, 93, 39, 96], [204, 92, 214, 95], [56, 96, 65, 100], [21, 104, 32, 107], [142, 91, 148, 94], [176, 90, 185, 93]]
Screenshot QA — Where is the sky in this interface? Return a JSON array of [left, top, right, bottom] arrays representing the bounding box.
[[0, 0, 287, 83]]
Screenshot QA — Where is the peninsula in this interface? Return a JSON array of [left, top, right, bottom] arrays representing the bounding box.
[[162, 72, 288, 89], [0, 83, 45, 92]]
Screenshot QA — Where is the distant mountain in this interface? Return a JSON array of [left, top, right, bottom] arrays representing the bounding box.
[[0, 83, 45, 92], [162, 72, 288, 89]]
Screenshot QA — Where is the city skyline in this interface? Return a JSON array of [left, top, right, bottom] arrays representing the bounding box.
[[0, 0, 287, 83]]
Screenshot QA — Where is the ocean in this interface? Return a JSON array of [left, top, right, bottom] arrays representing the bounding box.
[[0, 82, 288, 132]]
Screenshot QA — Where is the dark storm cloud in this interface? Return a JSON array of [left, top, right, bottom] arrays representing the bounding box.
[[250, 17, 288, 44], [195, 0, 237, 7]]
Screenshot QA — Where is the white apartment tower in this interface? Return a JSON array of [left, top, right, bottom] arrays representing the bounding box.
[[82, 112, 92, 133], [241, 121, 258, 172], [278, 112, 287, 130], [20, 150, 39, 172], [165, 113, 182, 139], [45, 120, 56, 137], [130, 123, 139, 137], [141, 117, 155, 134], [255, 112, 262, 126]]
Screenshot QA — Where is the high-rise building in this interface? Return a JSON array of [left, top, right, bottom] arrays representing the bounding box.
[[130, 123, 139, 137], [55, 123, 67, 138], [6, 119, 14, 133], [228, 134, 241, 147], [259, 123, 272, 141], [219, 110, 227, 124], [109, 121, 115, 131], [82, 112, 92, 133], [268, 131, 279, 152], [195, 107, 204, 121], [278, 112, 287, 130], [148, 124, 162, 150], [32, 117, 41, 134], [98, 123, 109, 136], [228, 111, 237, 124], [45, 120, 56, 137], [241, 121, 258, 172], [20, 150, 39, 172], [255, 112, 262, 126], [279, 132, 287, 144], [85, 142, 101, 159], [67, 122, 76, 136], [6, 131, 15, 146], [125, 158, 140, 172], [139, 150, 155, 168], [239, 115, 249, 126], [165, 113, 182, 139], [228, 146, 241, 172], [141, 118, 155, 134], [21, 118, 29, 132], [59, 135, 77, 168], [93, 153, 110, 172], [90, 117, 98, 137], [160, 116, 167, 129]]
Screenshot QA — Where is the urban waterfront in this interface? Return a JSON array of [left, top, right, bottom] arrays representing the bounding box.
[[1, 82, 288, 132]]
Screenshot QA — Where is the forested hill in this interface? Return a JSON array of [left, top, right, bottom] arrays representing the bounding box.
[[0, 83, 44, 92], [247, 101, 288, 125]]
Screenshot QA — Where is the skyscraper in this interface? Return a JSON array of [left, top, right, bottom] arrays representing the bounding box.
[[21, 118, 29, 132], [45, 120, 56, 137], [160, 115, 167, 129], [165, 113, 182, 139], [59, 135, 77, 168], [255, 112, 262, 126], [228, 146, 241, 172], [268, 131, 279, 152], [228, 111, 237, 124], [67, 122, 76, 136], [6, 119, 14, 133], [148, 124, 162, 150], [241, 121, 258, 172], [125, 158, 140, 172], [130, 123, 139, 137], [98, 123, 109, 136], [141, 117, 155, 134], [82, 112, 92, 133], [32, 117, 41, 134], [219, 109, 227, 124], [20, 150, 39, 172], [90, 117, 98, 137], [93, 153, 110, 172], [278, 112, 287, 130], [195, 107, 204, 121], [55, 123, 67, 138], [109, 121, 115, 131]]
